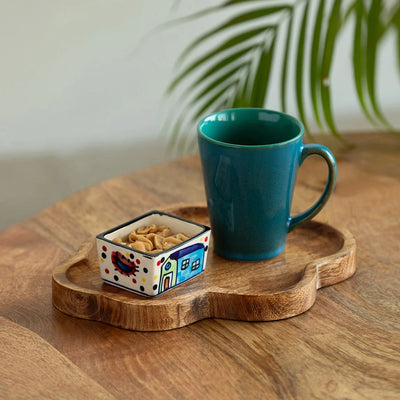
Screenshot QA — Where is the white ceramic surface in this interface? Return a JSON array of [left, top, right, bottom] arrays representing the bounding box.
[[96, 210, 211, 297]]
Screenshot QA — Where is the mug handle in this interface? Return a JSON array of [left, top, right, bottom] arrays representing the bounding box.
[[288, 144, 337, 232]]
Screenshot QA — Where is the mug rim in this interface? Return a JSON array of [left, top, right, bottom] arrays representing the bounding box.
[[198, 108, 305, 149]]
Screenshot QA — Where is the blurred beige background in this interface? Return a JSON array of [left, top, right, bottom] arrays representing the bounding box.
[[1, 0, 399, 230]]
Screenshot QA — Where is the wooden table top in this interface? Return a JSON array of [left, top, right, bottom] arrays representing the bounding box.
[[0, 132, 399, 399]]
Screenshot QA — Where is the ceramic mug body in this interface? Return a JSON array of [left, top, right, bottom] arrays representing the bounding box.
[[198, 108, 337, 261]]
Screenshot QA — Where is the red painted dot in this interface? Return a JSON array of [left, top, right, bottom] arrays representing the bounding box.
[[102, 245, 107, 252], [136, 259, 140, 265], [157, 260, 161, 266], [132, 278, 137, 284], [205, 237, 208, 242], [105, 268, 109, 274]]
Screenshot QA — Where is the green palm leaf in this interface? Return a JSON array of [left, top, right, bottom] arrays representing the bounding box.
[[187, 61, 250, 106], [391, 5, 400, 71], [250, 33, 277, 106], [280, 8, 293, 113], [365, 0, 391, 127], [164, 0, 400, 152], [167, 25, 270, 93], [295, 1, 311, 135], [178, 5, 292, 62], [320, 0, 342, 138], [352, 0, 376, 125], [176, 84, 236, 154], [309, 0, 326, 131], [186, 45, 254, 87]]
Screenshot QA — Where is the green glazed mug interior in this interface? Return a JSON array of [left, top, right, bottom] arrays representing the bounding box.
[[198, 108, 304, 148]]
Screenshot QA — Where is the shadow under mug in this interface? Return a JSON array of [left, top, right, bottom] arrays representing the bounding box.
[[198, 108, 337, 261]]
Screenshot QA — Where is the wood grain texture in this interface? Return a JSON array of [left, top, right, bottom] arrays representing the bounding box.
[[0, 316, 115, 400], [0, 133, 399, 399], [52, 204, 356, 331]]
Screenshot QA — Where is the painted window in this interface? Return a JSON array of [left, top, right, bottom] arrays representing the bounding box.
[[165, 262, 172, 271], [181, 258, 190, 270], [191, 259, 200, 271]]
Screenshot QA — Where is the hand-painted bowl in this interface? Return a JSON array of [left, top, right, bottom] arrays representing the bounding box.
[[96, 210, 211, 297]]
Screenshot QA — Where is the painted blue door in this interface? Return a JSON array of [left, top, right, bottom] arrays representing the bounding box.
[[169, 243, 205, 284]]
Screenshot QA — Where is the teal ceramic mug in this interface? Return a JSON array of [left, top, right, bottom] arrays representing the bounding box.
[[197, 108, 337, 261]]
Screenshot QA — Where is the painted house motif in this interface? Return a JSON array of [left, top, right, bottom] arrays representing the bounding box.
[[159, 243, 206, 294], [97, 210, 211, 297]]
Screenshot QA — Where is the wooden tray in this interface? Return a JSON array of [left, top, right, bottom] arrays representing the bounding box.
[[52, 204, 356, 331]]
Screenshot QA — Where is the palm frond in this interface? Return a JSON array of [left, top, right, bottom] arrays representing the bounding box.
[[250, 32, 277, 106], [167, 25, 269, 93], [280, 8, 293, 113], [178, 5, 292, 63], [309, 0, 326, 131], [365, 0, 390, 127], [320, 0, 342, 138], [352, 0, 376, 125], [295, 1, 311, 134], [163, 0, 400, 153], [390, 2, 400, 72]]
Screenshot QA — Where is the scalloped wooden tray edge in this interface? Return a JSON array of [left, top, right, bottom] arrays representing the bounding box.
[[52, 203, 356, 331]]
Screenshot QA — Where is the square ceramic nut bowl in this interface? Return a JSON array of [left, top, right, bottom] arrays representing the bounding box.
[[96, 210, 211, 297]]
